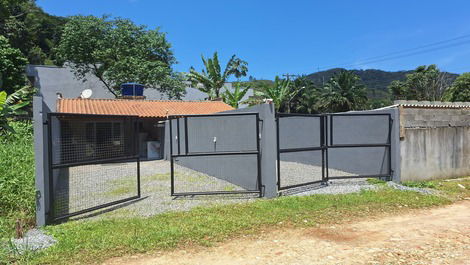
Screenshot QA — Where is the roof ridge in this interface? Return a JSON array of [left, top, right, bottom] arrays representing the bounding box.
[[57, 98, 229, 103]]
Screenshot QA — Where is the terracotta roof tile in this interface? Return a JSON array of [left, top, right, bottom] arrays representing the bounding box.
[[57, 98, 234, 118]]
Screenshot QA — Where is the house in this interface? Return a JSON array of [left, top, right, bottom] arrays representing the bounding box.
[[26, 64, 252, 112], [55, 98, 233, 160]]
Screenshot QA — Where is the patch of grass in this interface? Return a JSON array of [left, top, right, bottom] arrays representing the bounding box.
[[402, 180, 436, 189], [105, 185, 135, 197], [367, 178, 387, 185], [223, 185, 235, 192], [0, 122, 35, 241], [430, 178, 470, 200], [146, 173, 170, 181], [16, 181, 470, 265]]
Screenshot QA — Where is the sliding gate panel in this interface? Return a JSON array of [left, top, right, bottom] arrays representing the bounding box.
[[47, 113, 140, 223], [169, 113, 262, 196], [327, 113, 392, 180], [276, 114, 326, 190]]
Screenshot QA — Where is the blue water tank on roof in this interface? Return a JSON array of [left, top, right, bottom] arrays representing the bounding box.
[[121, 83, 144, 96]]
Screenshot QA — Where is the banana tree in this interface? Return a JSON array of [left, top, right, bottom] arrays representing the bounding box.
[[253, 76, 291, 111], [0, 87, 34, 134], [187, 52, 248, 100], [222, 82, 250, 108]]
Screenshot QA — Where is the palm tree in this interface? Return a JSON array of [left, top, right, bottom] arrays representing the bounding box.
[[187, 52, 248, 100], [222, 82, 250, 108], [315, 70, 368, 113], [254, 76, 291, 111]]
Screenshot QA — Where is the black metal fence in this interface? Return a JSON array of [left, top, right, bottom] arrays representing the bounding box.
[[47, 113, 141, 223], [168, 112, 262, 196], [276, 112, 392, 191]]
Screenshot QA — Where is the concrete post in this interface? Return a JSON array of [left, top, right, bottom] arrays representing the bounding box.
[[258, 103, 278, 198], [33, 96, 50, 226]]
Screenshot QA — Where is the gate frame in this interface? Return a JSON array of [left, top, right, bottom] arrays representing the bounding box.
[[276, 113, 328, 191], [46, 112, 141, 223], [276, 112, 393, 192], [327, 112, 393, 180], [168, 112, 263, 196]]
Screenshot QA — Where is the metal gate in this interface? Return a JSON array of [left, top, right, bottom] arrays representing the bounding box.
[[277, 112, 392, 191], [168, 112, 262, 196], [47, 113, 141, 223], [276, 113, 327, 190]]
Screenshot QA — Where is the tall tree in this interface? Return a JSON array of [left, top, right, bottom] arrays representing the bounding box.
[[442, 72, 470, 102], [290, 76, 318, 114], [222, 82, 250, 109], [389, 64, 452, 101], [252, 76, 291, 111], [56, 15, 185, 98], [187, 52, 248, 100], [0, 35, 27, 94], [316, 70, 368, 113]]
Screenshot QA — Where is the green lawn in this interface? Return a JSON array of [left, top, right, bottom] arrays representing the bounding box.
[[3, 178, 469, 265]]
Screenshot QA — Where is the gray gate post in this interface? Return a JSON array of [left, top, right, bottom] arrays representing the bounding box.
[[33, 96, 50, 226], [258, 103, 278, 198]]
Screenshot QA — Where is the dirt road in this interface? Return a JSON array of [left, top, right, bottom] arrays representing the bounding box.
[[105, 200, 470, 265]]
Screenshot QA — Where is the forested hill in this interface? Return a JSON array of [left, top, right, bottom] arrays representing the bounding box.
[[0, 0, 67, 65], [306, 68, 459, 92]]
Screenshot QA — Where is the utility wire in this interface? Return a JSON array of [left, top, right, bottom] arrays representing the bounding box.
[[319, 33, 470, 70]]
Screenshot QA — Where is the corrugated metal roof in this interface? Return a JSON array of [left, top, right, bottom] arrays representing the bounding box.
[[394, 100, 470, 109], [57, 98, 234, 118]]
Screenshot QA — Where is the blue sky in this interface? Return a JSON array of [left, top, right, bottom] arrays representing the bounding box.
[[37, 0, 470, 79]]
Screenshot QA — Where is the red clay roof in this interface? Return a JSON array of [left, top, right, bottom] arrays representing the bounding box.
[[57, 98, 234, 118]]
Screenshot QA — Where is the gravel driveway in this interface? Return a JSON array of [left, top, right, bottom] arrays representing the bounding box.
[[55, 159, 373, 220]]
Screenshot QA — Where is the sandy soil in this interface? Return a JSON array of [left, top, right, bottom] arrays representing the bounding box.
[[104, 200, 470, 265]]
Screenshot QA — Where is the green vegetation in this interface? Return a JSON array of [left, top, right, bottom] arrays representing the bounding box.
[[389, 64, 454, 101], [222, 82, 250, 109], [316, 70, 368, 113], [0, 35, 28, 94], [0, 86, 34, 134], [0, 0, 66, 65], [442, 72, 470, 102], [56, 15, 185, 98], [187, 52, 248, 100], [0, 121, 35, 241], [252, 76, 292, 111], [366, 178, 387, 185], [3, 178, 468, 264], [402, 180, 436, 189]]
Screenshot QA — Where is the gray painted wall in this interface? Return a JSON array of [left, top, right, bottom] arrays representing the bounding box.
[[400, 107, 470, 181], [33, 96, 51, 226], [26, 65, 252, 111]]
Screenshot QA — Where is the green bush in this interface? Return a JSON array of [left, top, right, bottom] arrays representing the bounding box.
[[402, 180, 436, 189], [0, 121, 36, 239]]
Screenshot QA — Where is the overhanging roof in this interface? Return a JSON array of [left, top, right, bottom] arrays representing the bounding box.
[[57, 98, 234, 118]]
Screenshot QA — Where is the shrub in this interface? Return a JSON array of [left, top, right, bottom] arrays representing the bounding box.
[[0, 121, 36, 239]]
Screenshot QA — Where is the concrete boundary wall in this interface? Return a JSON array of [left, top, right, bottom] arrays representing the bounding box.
[[399, 104, 470, 181]]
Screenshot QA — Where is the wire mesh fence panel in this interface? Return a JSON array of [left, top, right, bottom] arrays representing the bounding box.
[[50, 114, 138, 167], [48, 113, 140, 222], [173, 154, 259, 194], [51, 161, 139, 218]]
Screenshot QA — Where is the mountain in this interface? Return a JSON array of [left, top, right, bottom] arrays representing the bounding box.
[[306, 68, 459, 98]]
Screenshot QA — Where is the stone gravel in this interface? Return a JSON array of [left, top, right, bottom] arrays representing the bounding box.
[[10, 229, 56, 254]]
